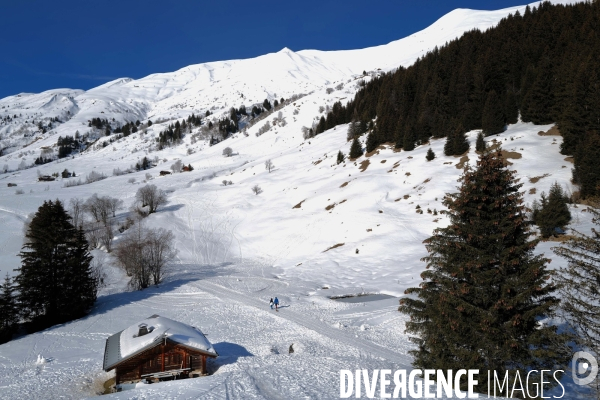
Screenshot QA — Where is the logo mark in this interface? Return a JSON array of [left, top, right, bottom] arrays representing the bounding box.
[[572, 351, 598, 386]]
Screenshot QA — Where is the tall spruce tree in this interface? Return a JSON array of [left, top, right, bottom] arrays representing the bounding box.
[[553, 205, 600, 398], [0, 273, 18, 344], [365, 130, 378, 153], [482, 90, 505, 135], [533, 182, 571, 238], [444, 123, 470, 156], [453, 123, 470, 155], [573, 133, 600, 199], [399, 150, 569, 395], [16, 200, 96, 329], [349, 137, 363, 159], [443, 129, 456, 156], [403, 126, 416, 151], [475, 131, 486, 152]]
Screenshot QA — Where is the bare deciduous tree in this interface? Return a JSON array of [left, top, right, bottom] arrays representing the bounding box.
[[251, 185, 263, 195], [99, 221, 115, 252], [135, 184, 167, 214], [84, 194, 102, 223], [145, 228, 177, 285], [69, 198, 84, 228], [265, 159, 274, 173], [114, 223, 149, 289], [90, 251, 107, 288], [170, 160, 183, 173], [107, 197, 123, 217], [223, 147, 233, 157], [85, 221, 102, 249], [84, 194, 123, 225], [114, 223, 176, 290]]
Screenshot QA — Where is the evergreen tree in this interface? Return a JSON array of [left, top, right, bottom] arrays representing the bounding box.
[[229, 107, 239, 129], [336, 150, 345, 165], [521, 57, 555, 125], [481, 90, 505, 135], [365, 130, 378, 153], [63, 228, 95, 319], [504, 90, 519, 125], [263, 99, 272, 111], [426, 148, 435, 161], [476, 132, 486, 152], [453, 123, 470, 155], [399, 150, 569, 395], [0, 273, 18, 344], [16, 200, 97, 329], [317, 116, 326, 134], [347, 120, 358, 140], [444, 123, 470, 156], [573, 133, 600, 199], [553, 205, 600, 398], [403, 126, 416, 152], [534, 182, 571, 238], [443, 129, 456, 156], [349, 137, 363, 159]]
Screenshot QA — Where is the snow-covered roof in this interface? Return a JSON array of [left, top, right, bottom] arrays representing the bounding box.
[[103, 315, 217, 371]]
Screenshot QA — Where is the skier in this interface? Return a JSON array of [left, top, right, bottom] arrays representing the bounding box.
[[274, 297, 280, 310], [269, 298, 274, 309]]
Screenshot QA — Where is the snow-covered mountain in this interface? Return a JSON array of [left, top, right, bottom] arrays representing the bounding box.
[[0, 1, 587, 399], [0, 1, 573, 159]]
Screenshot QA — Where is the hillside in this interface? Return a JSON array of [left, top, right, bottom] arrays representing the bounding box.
[[0, 1, 591, 399]]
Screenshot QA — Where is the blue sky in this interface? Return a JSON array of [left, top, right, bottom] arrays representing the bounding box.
[[0, 0, 529, 99]]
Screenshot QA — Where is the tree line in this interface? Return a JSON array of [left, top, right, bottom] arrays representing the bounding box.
[[315, 1, 600, 199]]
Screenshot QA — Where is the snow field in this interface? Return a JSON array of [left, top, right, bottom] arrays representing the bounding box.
[[0, 1, 591, 398]]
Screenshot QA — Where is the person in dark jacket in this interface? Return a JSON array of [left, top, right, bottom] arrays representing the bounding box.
[[269, 298, 274, 309]]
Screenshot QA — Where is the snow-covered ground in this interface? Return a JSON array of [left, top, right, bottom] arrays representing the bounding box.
[[0, 1, 591, 399]]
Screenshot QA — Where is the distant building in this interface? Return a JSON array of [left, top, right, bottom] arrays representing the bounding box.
[[103, 315, 218, 391]]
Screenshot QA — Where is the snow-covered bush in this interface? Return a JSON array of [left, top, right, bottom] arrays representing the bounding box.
[[251, 185, 263, 195], [170, 160, 182, 173], [63, 178, 83, 188], [86, 171, 106, 184], [256, 121, 271, 137]]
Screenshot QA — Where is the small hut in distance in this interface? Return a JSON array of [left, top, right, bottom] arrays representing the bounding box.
[[103, 315, 218, 391]]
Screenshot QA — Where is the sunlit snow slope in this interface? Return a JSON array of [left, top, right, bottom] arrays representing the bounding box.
[[0, 1, 588, 399]]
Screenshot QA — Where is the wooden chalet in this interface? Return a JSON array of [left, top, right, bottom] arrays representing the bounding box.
[[103, 315, 218, 389]]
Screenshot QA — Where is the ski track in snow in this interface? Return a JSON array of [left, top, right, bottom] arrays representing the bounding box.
[[197, 279, 409, 365]]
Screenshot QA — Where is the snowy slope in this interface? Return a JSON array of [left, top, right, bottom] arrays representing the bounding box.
[[0, 1, 591, 399]]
